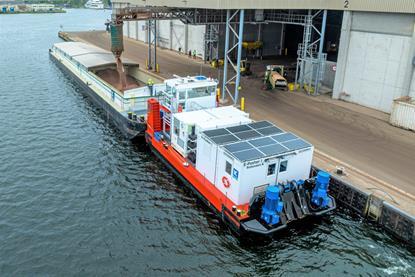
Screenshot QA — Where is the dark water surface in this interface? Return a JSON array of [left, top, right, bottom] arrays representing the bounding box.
[[0, 9, 414, 276]]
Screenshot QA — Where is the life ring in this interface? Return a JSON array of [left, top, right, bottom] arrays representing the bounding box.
[[222, 176, 231, 188]]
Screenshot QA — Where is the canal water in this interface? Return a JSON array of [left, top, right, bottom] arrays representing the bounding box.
[[0, 9, 414, 276]]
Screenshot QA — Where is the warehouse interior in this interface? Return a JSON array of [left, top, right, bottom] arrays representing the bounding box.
[[120, 8, 343, 101], [115, 1, 415, 116]]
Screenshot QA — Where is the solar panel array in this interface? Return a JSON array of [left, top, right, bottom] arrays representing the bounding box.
[[203, 121, 312, 162]]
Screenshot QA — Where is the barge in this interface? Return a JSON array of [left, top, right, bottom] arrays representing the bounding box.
[[49, 41, 163, 139], [144, 81, 336, 236]]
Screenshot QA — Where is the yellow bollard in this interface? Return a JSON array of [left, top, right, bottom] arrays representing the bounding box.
[[241, 97, 245, 111], [216, 88, 221, 98], [156, 63, 160, 73]]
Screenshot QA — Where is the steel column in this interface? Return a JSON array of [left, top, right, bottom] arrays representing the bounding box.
[[154, 19, 157, 69], [221, 9, 230, 101], [314, 9, 327, 93], [147, 20, 152, 69], [295, 10, 327, 95], [234, 9, 245, 103], [222, 9, 245, 104], [318, 10, 327, 59]]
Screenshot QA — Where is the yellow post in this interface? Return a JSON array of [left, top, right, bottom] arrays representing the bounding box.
[[285, 48, 288, 56], [241, 97, 245, 111], [216, 88, 221, 99], [145, 59, 148, 69], [156, 63, 160, 73]]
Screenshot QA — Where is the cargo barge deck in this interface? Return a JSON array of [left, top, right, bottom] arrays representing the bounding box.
[[49, 41, 163, 139]]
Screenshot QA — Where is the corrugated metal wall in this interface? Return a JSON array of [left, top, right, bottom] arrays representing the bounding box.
[[123, 20, 206, 59], [124, 20, 284, 61]]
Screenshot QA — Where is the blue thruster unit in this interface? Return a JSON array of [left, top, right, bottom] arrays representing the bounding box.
[[311, 171, 331, 208], [261, 186, 284, 225]]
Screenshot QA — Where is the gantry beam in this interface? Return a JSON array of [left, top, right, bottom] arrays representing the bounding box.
[[116, 0, 415, 14]]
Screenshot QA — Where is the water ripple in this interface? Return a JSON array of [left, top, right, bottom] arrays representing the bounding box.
[[0, 9, 413, 276]]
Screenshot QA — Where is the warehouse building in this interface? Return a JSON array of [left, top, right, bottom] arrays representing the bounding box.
[[113, 1, 415, 115]]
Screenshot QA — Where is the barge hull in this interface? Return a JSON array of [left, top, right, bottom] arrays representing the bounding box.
[[49, 52, 145, 140]]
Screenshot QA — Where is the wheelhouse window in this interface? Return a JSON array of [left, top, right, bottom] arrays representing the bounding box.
[[178, 89, 186, 100], [279, 161, 288, 173], [174, 118, 180, 135], [187, 87, 210, 99], [267, 163, 276, 176], [166, 85, 172, 93]]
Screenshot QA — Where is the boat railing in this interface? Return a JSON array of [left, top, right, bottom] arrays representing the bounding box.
[[86, 72, 126, 108], [123, 88, 164, 115], [57, 50, 165, 114]]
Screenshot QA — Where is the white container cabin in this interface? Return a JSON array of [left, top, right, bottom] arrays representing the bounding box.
[[169, 106, 251, 159], [196, 121, 314, 205]]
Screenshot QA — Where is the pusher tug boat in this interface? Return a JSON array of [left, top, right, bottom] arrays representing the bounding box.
[[145, 75, 336, 236]]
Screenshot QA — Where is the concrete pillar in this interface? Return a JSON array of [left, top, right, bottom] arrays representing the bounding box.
[[184, 23, 189, 53], [169, 20, 173, 50], [404, 20, 415, 98], [135, 21, 138, 40], [257, 23, 262, 58], [333, 11, 352, 99], [280, 24, 285, 56], [145, 20, 149, 44]]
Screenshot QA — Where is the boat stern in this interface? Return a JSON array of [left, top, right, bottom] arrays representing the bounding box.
[[226, 171, 336, 236]]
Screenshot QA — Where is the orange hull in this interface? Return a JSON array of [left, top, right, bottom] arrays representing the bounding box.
[[145, 126, 252, 231]]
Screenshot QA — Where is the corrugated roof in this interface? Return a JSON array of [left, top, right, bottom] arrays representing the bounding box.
[[118, 0, 415, 14], [53, 42, 139, 69]]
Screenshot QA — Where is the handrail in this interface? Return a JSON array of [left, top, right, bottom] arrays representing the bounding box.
[[58, 51, 160, 113]]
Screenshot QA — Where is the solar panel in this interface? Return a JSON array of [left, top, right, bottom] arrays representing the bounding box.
[[204, 128, 230, 138], [233, 148, 265, 161], [248, 121, 272, 130], [257, 126, 284, 136], [211, 134, 240, 144], [224, 141, 253, 153], [226, 125, 252, 133], [234, 130, 262, 140], [272, 133, 297, 142], [282, 139, 311, 151], [203, 120, 312, 162], [258, 144, 289, 156], [248, 137, 276, 147]]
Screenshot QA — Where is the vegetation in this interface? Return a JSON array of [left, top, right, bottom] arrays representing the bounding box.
[[23, 0, 111, 9]]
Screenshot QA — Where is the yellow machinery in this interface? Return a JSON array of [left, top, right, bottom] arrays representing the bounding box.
[[240, 59, 252, 76], [211, 59, 224, 68], [242, 41, 263, 50], [211, 59, 251, 76], [243, 41, 263, 59], [263, 65, 288, 90]]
